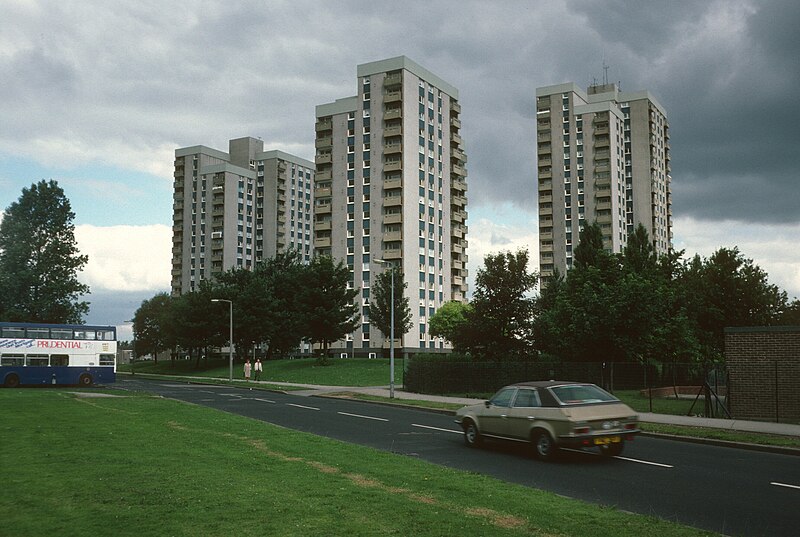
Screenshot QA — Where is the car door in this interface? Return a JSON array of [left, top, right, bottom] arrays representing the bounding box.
[[479, 387, 517, 438], [503, 388, 542, 439]]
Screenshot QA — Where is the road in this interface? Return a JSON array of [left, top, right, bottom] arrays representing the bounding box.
[[118, 377, 800, 536]]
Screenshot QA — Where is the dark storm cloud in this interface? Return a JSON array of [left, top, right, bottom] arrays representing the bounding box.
[[1, 0, 797, 225]]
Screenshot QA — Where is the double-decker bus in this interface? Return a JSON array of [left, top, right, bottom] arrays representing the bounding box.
[[0, 322, 117, 388]]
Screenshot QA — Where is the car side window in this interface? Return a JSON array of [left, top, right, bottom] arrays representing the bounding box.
[[512, 389, 541, 408], [489, 388, 516, 408]]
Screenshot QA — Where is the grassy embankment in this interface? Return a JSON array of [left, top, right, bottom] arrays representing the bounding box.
[[0, 389, 717, 537]]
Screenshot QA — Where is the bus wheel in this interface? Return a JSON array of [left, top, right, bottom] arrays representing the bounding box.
[[4, 374, 20, 388], [78, 374, 93, 387]]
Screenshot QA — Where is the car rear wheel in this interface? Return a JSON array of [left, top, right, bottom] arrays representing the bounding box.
[[532, 430, 557, 460], [463, 420, 482, 447], [78, 373, 93, 387], [599, 442, 624, 457]]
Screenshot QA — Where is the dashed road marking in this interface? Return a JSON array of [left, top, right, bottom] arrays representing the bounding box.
[[338, 411, 388, 421], [412, 423, 462, 434]]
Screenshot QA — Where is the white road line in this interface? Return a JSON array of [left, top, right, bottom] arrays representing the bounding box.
[[254, 398, 276, 404], [287, 403, 320, 411], [412, 423, 462, 434], [338, 411, 389, 422], [771, 482, 800, 491], [612, 456, 673, 468], [561, 448, 674, 468]]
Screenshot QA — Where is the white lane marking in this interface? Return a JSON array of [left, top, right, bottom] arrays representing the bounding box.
[[255, 398, 276, 404], [613, 456, 674, 468], [287, 403, 320, 411], [561, 448, 673, 468], [338, 411, 389, 422], [771, 482, 800, 491], [219, 393, 242, 397], [412, 423, 462, 434]]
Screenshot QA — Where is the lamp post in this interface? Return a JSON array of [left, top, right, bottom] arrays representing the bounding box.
[[373, 258, 395, 398], [211, 299, 234, 381]]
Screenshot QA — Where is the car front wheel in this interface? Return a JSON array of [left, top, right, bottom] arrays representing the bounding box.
[[463, 420, 482, 447], [532, 430, 557, 460]]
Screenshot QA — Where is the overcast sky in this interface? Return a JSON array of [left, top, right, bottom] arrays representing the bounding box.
[[2, 0, 798, 339]]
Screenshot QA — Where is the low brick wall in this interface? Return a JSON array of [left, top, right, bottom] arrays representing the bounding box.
[[725, 326, 800, 422]]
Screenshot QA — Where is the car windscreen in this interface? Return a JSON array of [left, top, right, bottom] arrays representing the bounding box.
[[550, 384, 618, 405]]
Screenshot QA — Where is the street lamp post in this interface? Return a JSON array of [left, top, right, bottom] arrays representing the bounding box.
[[212, 299, 234, 381], [373, 259, 395, 398]]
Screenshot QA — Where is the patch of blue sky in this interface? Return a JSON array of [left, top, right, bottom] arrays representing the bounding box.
[[0, 153, 170, 227]]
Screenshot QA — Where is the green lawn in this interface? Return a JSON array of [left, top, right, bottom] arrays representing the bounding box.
[[0, 389, 717, 537], [119, 357, 395, 386]]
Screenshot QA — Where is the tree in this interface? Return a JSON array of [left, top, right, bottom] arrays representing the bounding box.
[[458, 249, 537, 361], [172, 281, 225, 367], [370, 266, 412, 345], [300, 256, 359, 364], [132, 293, 174, 363], [679, 247, 788, 360], [429, 300, 471, 347], [0, 180, 89, 323]]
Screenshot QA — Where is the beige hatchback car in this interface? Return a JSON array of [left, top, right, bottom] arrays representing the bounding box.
[[454, 381, 640, 460]]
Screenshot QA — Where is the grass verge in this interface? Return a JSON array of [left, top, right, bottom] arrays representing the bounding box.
[[0, 389, 718, 537]]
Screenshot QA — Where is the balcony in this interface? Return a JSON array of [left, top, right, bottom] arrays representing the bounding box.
[[451, 148, 467, 162], [314, 237, 332, 248], [596, 201, 612, 211], [452, 225, 463, 238], [450, 117, 461, 129], [452, 211, 466, 223], [597, 214, 613, 224], [384, 90, 402, 103], [451, 133, 463, 146], [384, 160, 402, 172], [383, 125, 402, 137], [450, 101, 461, 114], [539, 230, 553, 240], [314, 187, 332, 198], [315, 153, 332, 165], [383, 177, 402, 190], [452, 275, 463, 286], [452, 179, 467, 192], [315, 169, 332, 182], [594, 136, 610, 147], [383, 142, 402, 155], [314, 203, 332, 215], [383, 213, 402, 225], [451, 194, 467, 207], [452, 243, 463, 254], [315, 220, 332, 231], [315, 137, 333, 149], [384, 108, 402, 120], [382, 248, 402, 260], [315, 119, 332, 131], [383, 195, 402, 207], [539, 194, 553, 203], [452, 164, 467, 177], [539, 206, 552, 216], [383, 230, 402, 242], [383, 72, 402, 88], [538, 169, 552, 179]]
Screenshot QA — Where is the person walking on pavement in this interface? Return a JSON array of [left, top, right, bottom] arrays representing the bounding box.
[[243, 359, 251, 381], [254, 358, 262, 381]]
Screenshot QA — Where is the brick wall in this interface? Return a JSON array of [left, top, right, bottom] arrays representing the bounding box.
[[725, 326, 800, 422]]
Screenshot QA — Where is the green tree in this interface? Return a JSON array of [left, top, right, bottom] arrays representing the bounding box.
[[370, 266, 412, 345], [173, 282, 225, 367], [300, 256, 359, 364], [679, 247, 788, 360], [132, 293, 174, 363], [0, 180, 89, 323], [429, 300, 472, 347], [459, 249, 537, 361]]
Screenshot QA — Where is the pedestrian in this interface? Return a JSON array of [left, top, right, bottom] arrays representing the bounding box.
[[254, 358, 263, 381], [243, 359, 251, 381]]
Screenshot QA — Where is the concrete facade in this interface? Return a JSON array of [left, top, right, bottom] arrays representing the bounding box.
[[171, 138, 314, 296], [314, 56, 468, 355], [536, 82, 672, 279]]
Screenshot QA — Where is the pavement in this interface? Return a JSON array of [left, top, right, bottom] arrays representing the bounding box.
[[260, 380, 800, 439]]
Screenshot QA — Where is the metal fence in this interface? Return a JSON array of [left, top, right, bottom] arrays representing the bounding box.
[[405, 359, 726, 399]]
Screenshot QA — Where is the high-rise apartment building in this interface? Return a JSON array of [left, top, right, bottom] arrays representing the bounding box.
[[535, 83, 671, 279], [314, 56, 468, 355], [171, 137, 315, 296]]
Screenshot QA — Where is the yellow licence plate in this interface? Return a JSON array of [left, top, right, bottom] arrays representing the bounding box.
[[593, 436, 621, 445]]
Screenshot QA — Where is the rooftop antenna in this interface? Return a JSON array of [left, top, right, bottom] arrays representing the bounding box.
[[602, 57, 609, 86]]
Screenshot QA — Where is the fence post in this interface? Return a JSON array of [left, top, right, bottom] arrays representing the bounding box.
[[775, 360, 780, 424]]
